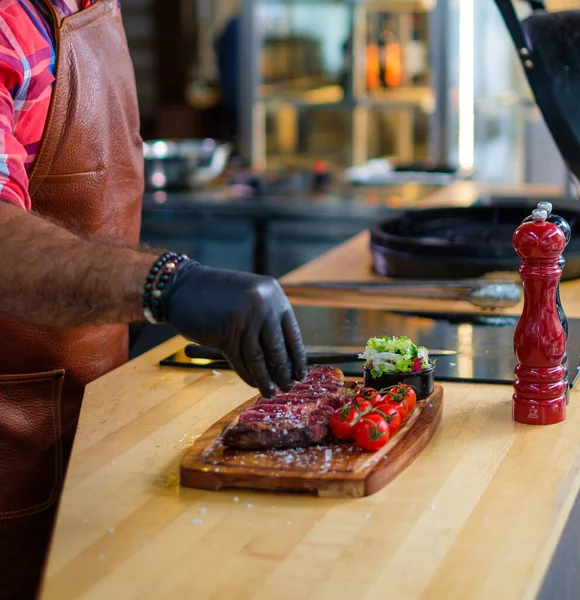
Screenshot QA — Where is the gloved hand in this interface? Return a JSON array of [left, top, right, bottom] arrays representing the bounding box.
[[162, 263, 307, 398]]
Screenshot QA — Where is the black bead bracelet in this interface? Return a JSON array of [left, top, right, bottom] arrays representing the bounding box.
[[142, 252, 189, 324]]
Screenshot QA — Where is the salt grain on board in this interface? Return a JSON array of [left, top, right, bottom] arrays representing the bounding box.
[[233, 497, 239, 503], [247, 503, 255, 509], [191, 518, 204, 526], [198, 507, 207, 515], [98, 554, 105, 561]]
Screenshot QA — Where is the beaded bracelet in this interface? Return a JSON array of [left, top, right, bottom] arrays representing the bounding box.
[[142, 252, 189, 324]]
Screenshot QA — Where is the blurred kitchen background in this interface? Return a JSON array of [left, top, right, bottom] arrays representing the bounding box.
[[126, 0, 579, 353]]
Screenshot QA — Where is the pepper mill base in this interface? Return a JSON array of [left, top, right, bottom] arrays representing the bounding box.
[[513, 394, 566, 425]]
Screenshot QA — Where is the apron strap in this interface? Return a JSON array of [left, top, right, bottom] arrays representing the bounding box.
[[493, 1, 533, 54], [38, 0, 103, 27]]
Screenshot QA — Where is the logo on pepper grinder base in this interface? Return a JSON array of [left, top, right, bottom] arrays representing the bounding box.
[[528, 406, 539, 420]]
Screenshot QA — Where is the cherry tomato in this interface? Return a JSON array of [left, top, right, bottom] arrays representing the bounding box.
[[358, 387, 378, 403], [352, 395, 373, 413], [370, 394, 388, 408], [398, 384, 417, 413], [330, 404, 361, 441], [386, 384, 417, 416], [354, 413, 390, 452], [382, 391, 408, 419], [373, 403, 402, 434]]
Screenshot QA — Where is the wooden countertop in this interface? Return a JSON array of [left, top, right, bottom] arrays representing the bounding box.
[[41, 182, 580, 600]]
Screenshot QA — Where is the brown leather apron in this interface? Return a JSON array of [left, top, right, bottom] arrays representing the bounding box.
[[0, 2, 143, 598]]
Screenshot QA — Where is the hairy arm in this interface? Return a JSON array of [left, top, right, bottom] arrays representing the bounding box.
[[0, 201, 159, 328]]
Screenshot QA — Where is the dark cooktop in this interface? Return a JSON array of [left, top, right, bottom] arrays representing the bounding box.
[[161, 305, 580, 386]]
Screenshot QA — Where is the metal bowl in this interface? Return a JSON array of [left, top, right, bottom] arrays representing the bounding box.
[[143, 139, 231, 191]]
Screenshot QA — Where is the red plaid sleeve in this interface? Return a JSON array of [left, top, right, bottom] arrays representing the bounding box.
[[0, 13, 31, 211], [0, 1, 122, 212]]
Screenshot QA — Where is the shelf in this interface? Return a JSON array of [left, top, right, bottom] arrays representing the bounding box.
[[353, 0, 433, 12], [260, 84, 344, 105], [359, 86, 434, 109], [239, 0, 444, 170], [258, 84, 433, 110], [252, 0, 433, 12]]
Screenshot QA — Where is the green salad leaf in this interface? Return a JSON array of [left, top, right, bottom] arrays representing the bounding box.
[[358, 335, 431, 376]]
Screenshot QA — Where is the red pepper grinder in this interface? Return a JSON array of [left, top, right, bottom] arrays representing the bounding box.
[[513, 207, 568, 425]]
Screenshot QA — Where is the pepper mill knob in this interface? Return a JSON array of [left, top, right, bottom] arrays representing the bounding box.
[[532, 208, 547, 221], [536, 201, 553, 216], [512, 209, 568, 424]]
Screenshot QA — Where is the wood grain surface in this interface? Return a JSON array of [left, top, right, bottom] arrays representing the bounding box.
[[38, 339, 580, 600], [40, 182, 580, 600], [180, 384, 443, 498]]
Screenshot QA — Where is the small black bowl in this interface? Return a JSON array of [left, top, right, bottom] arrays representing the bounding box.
[[363, 364, 435, 400]]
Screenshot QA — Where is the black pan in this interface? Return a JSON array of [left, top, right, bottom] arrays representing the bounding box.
[[369, 202, 580, 280]]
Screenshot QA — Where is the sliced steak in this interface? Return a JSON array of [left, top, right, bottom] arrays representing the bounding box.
[[304, 365, 344, 384], [306, 405, 335, 442], [222, 419, 314, 450], [255, 389, 336, 406], [238, 403, 313, 422], [222, 366, 353, 450], [289, 381, 344, 394], [324, 392, 353, 409]]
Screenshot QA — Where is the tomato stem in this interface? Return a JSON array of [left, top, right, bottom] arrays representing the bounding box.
[[351, 406, 374, 426]]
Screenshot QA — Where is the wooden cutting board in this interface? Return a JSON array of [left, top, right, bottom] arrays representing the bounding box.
[[180, 383, 444, 498]]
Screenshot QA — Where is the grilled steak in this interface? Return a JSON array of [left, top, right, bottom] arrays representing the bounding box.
[[221, 365, 352, 450]]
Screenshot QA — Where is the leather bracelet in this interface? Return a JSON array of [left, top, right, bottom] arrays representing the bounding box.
[[142, 252, 189, 324]]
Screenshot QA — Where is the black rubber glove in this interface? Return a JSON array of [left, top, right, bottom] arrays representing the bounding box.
[[162, 262, 307, 398]]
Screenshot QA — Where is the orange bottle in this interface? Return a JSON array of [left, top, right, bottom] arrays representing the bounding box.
[[382, 20, 402, 88], [366, 43, 380, 92]]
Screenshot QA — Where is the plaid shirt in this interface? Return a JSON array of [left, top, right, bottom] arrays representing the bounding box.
[[0, 1, 121, 210]]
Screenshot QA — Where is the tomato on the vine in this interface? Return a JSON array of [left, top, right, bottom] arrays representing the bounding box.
[[358, 387, 378, 403], [382, 391, 408, 419], [399, 384, 417, 413], [330, 404, 361, 441], [373, 403, 402, 434], [352, 394, 373, 413], [386, 384, 417, 416], [354, 413, 390, 451]]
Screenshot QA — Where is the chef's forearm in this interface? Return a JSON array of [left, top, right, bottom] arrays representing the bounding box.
[[0, 201, 158, 328]]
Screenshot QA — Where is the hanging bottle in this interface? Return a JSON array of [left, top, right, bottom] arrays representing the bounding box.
[[383, 16, 402, 88], [366, 16, 380, 92]]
